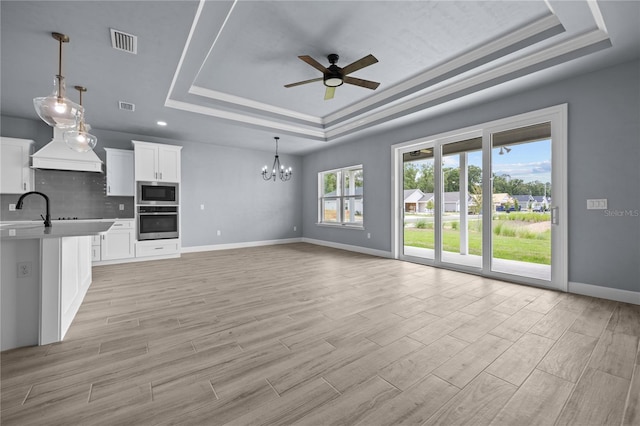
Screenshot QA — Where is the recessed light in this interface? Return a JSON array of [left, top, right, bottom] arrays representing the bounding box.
[[157, 121, 167, 126]]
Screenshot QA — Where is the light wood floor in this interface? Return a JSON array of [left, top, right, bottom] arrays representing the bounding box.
[[1, 243, 639, 425]]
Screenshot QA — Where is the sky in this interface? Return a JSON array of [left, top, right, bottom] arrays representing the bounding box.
[[436, 139, 552, 184]]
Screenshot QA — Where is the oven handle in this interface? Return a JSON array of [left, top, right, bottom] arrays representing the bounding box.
[[138, 212, 179, 215]]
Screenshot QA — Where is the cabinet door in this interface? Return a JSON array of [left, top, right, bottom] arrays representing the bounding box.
[[157, 147, 181, 182], [1, 138, 33, 193], [101, 230, 135, 260], [106, 149, 134, 196], [134, 144, 158, 181]]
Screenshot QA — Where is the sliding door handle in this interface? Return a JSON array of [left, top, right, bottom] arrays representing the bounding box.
[[551, 206, 559, 225]]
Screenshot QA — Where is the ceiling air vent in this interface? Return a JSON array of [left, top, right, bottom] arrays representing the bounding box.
[[118, 101, 135, 112], [110, 28, 137, 54]]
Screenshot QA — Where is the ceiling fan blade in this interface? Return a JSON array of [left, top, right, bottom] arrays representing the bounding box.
[[298, 55, 329, 73], [324, 86, 336, 100], [284, 77, 323, 88], [343, 76, 380, 90], [341, 54, 378, 75]]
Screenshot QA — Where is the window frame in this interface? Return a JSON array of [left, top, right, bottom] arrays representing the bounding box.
[[318, 164, 364, 228]]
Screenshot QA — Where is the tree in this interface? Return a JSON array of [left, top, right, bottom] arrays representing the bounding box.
[[469, 183, 482, 215], [323, 173, 337, 194], [426, 199, 434, 213], [467, 165, 482, 188], [416, 163, 435, 193], [443, 167, 459, 192], [403, 163, 419, 189]]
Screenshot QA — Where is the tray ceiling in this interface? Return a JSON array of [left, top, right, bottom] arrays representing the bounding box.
[[1, 1, 638, 154]]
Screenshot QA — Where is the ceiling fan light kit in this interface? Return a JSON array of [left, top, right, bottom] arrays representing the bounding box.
[[285, 53, 380, 100], [33, 32, 84, 129]]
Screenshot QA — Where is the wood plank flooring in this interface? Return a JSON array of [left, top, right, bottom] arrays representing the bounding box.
[[1, 243, 639, 425]]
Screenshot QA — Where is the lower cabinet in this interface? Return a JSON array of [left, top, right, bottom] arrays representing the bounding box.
[[93, 220, 135, 262], [91, 235, 101, 261], [135, 239, 180, 258], [92, 220, 181, 264]]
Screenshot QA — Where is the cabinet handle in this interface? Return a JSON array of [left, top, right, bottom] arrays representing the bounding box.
[[155, 247, 163, 250], [23, 182, 26, 190], [102, 235, 105, 240], [160, 172, 163, 180], [108, 185, 111, 193]]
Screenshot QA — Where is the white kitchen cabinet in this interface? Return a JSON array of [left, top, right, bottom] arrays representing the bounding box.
[[91, 235, 101, 261], [104, 148, 134, 196], [135, 239, 180, 258], [1, 137, 34, 194], [132, 141, 182, 182], [100, 220, 135, 261]]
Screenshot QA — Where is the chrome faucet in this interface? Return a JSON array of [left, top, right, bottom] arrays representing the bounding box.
[[16, 191, 52, 227]]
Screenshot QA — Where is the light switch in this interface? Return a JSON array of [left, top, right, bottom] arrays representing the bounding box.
[[200, 204, 205, 210], [587, 199, 607, 210]]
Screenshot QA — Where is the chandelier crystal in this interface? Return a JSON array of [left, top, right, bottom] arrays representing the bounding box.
[[261, 137, 292, 182], [33, 32, 83, 129]]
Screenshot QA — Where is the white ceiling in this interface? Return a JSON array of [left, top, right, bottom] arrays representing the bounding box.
[[1, 1, 639, 155]]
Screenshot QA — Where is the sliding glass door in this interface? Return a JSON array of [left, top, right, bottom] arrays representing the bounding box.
[[439, 137, 483, 269], [395, 105, 566, 290], [488, 122, 552, 281]]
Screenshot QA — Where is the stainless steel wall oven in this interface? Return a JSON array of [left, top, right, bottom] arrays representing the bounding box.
[[138, 206, 179, 240]]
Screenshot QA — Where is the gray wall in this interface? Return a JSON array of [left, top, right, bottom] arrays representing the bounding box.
[[302, 59, 640, 292], [1, 116, 303, 247]]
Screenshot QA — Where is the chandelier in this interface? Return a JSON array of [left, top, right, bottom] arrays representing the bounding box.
[[33, 32, 83, 129], [261, 137, 292, 182], [64, 86, 98, 152]]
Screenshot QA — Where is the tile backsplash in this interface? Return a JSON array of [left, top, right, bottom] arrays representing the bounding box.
[[0, 169, 134, 221]]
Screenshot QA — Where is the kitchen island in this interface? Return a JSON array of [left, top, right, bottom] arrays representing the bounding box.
[[1, 221, 114, 351]]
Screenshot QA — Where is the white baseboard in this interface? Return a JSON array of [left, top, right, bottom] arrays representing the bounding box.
[[569, 281, 640, 305], [181, 238, 303, 253], [301, 238, 392, 258]]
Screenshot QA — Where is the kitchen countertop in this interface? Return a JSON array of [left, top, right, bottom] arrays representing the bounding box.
[[0, 221, 115, 240]]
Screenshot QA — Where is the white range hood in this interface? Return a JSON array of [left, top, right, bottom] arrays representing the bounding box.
[[31, 127, 103, 172]]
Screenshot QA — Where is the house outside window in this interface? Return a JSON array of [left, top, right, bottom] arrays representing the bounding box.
[[318, 165, 363, 226]]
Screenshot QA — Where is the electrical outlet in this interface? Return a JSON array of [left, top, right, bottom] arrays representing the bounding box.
[[217, 230, 221, 236], [9, 203, 16, 211], [119, 204, 125, 211], [200, 204, 205, 210], [17, 262, 32, 278], [293, 226, 297, 231], [367, 233, 371, 239]]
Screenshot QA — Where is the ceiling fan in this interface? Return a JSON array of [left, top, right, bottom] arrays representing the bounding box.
[[284, 53, 380, 100]]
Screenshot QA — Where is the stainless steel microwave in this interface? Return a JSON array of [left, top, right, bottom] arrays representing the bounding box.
[[137, 181, 179, 205]]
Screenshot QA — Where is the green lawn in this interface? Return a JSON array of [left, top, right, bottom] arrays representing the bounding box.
[[404, 227, 551, 265]]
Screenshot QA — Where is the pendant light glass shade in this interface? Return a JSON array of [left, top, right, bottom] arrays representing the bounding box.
[[33, 75, 83, 129], [63, 86, 97, 152], [33, 33, 84, 129]]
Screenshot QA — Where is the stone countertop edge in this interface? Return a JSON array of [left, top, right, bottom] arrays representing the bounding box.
[[0, 221, 116, 240]]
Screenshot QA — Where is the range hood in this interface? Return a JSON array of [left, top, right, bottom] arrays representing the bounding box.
[[31, 128, 103, 172]]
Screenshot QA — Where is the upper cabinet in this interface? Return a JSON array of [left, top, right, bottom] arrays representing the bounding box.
[[1, 137, 34, 194], [132, 141, 182, 182], [104, 148, 134, 196]]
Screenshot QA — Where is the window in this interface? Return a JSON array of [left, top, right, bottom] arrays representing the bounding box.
[[318, 165, 363, 226]]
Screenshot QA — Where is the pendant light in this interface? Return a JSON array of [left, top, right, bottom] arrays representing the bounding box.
[[64, 86, 97, 152], [33, 32, 83, 129]]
